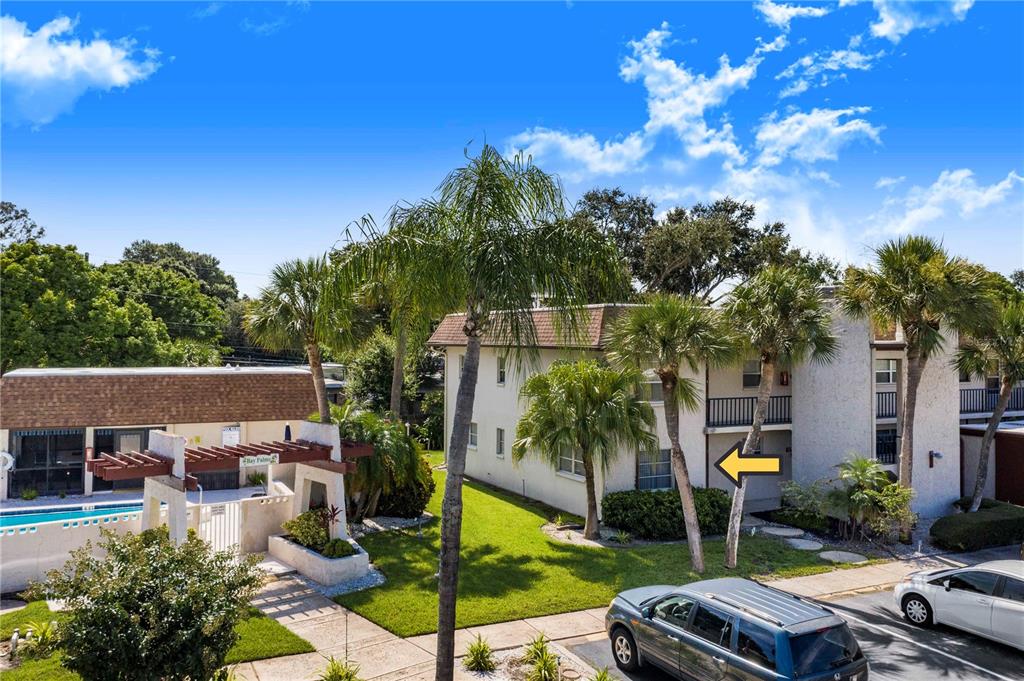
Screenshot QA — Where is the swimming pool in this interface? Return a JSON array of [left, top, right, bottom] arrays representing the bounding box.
[[0, 503, 144, 528]]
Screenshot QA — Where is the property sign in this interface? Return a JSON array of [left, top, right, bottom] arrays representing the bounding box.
[[241, 453, 279, 467], [222, 425, 241, 447], [714, 440, 781, 487]]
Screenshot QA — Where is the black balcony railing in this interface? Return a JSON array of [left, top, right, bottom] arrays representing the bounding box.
[[706, 396, 791, 427], [960, 387, 1024, 414], [876, 391, 897, 419], [876, 429, 899, 465]]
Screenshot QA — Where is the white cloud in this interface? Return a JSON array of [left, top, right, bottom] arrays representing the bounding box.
[[777, 45, 884, 98], [755, 107, 882, 167], [192, 3, 223, 20], [808, 169, 839, 187], [870, 0, 974, 43], [871, 168, 1023, 234], [240, 16, 288, 36], [755, 0, 830, 31], [1, 14, 160, 125], [506, 129, 650, 181], [875, 175, 905, 189]]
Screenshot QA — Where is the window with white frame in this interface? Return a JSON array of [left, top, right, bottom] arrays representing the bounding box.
[[874, 359, 897, 385], [645, 381, 665, 402], [742, 360, 761, 388], [638, 449, 673, 490], [496, 428, 505, 457], [468, 422, 478, 448], [558, 449, 585, 476], [497, 356, 507, 385], [986, 362, 1000, 391]]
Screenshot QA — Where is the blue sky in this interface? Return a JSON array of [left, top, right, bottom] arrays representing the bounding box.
[[2, 1, 1022, 296]]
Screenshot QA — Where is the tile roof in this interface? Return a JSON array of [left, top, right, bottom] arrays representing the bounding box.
[[427, 304, 632, 349], [0, 369, 319, 429]]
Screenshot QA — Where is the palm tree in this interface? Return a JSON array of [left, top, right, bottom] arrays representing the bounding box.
[[956, 298, 1024, 512], [337, 145, 625, 681], [245, 256, 368, 423], [722, 265, 837, 568], [513, 360, 657, 539], [840, 236, 995, 538], [606, 294, 735, 573]]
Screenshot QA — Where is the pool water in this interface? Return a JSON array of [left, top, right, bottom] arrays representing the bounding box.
[[0, 504, 143, 528]]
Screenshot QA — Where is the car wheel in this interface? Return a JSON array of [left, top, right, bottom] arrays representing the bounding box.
[[902, 594, 933, 626], [611, 628, 640, 672]]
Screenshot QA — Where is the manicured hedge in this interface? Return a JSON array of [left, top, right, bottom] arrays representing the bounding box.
[[601, 487, 731, 540], [930, 498, 1024, 552]]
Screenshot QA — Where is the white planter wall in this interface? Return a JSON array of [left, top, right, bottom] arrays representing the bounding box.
[[267, 535, 369, 585]]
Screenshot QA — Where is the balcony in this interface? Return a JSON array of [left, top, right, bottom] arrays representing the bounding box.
[[960, 387, 1024, 414], [876, 429, 898, 465], [706, 396, 791, 428], [876, 391, 897, 419]]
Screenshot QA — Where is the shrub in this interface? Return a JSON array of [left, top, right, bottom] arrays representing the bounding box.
[[463, 634, 497, 672], [930, 499, 1024, 552], [415, 390, 444, 450], [322, 538, 357, 559], [283, 509, 330, 551], [21, 619, 60, 659], [246, 471, 267, 488], [601, 487, 731, 540], [319, 656, 362, 681], [779, 479, 830, 531], [522, 633, 550, 665], [377, 455, 436, 518], [527, 648, 559, 681], [20, 488, 38, 501], [590, 668, 614, 681], [39, 526, 261, 681], [952, 496, 1001, 512], [865, 483, 916, 544]]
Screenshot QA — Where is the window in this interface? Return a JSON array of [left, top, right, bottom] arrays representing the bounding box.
[[736, 620, 777, 671], [945, 571, 1000, 595], [999, 577, 1024, 603], [643, 381, 664, 402], [742, 360, 761, 388], [874, 359, 897, 385], [558, 449, 585, 477], [986, 362, 1000, 391], [9, 429, 85, 497], [638, 449, 673, 490], [92, 428, 162, 492], [689, 605, 732, 647], [653, 595, 695, 629], [497, 356, 507, 385], [496, 428, 505, 458], [875, 428, 898, 465], [468, 422, 478, 448], [789, 624, 862, 677], [959, 368, 972, 383]]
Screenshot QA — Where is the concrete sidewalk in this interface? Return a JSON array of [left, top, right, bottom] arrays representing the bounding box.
[[241, 545, 1019, 681]]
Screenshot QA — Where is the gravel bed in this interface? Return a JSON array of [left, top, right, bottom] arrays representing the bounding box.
[[350, 513, 433, 538], [292, 565, 387, 598]]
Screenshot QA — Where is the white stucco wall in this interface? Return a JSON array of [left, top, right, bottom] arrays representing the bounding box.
[[791, 313, 874, 485], [706, 430, 792, 511]]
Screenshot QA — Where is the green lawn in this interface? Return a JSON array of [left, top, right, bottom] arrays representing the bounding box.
[[337, 470, 853, 636], [424, 449, 446, 468], [0, 603, 313, 679]]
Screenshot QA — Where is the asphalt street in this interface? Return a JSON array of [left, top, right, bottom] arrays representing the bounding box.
[[564, 589, 1024, 681]]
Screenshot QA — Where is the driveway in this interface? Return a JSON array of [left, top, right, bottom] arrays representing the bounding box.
[[562, 589, 1024, 681]]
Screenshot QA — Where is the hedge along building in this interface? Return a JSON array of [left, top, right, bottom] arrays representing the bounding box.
[[0, 366, 326, 500], [428, 301, 962, 519]]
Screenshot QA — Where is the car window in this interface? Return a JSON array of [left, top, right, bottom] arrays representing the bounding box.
[[947, 571, 1000, 596], [789, 624, 863, 676], [653, 595, 695, 629], [736, 620, 776, 671], [999, 577, 1024, 602], [688, 605, 732, 647]]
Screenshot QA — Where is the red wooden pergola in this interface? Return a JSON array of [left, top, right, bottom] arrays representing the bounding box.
[[86, 439, 372, 490]]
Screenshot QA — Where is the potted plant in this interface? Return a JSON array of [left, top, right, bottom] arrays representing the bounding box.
[[268, 506, 370, 585]]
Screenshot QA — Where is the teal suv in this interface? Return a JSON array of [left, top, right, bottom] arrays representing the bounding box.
[[605, 577, 868, 681]]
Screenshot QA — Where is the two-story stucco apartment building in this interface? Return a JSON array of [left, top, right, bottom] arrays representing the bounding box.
[[0, 366, 320, 500], [428, 302, 985, 519]]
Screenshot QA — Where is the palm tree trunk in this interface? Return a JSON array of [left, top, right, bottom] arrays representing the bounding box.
[[725, 359, 775, 569], [582, 452, 600, 540], [661, 375, 705, 573], [306, 342, 332, 423], [898, 349, 925, 542], [969, 376, 1013, 512], [435, 333, 481, 681], [390, 327, 407, 417]]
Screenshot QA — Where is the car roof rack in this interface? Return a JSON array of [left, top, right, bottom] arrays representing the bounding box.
[[703, 593, 785, 626], [751, 580, 836, 615]]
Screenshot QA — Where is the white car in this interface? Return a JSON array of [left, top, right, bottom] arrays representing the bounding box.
[[894, 559, 1024, 650]]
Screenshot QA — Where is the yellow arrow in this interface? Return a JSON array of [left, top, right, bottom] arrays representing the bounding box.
[[714, 440, 781, 488]]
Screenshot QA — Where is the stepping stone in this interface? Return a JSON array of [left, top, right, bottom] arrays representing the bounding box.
[[760, 526, 804, 538], [786, 538, 823, 551], [741, 514, 767, 528], [256, 557, 296, 576], [818, 550, 869, 564]]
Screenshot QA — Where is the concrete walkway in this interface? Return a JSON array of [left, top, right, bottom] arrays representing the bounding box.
[[242, 545, 1019, 680]]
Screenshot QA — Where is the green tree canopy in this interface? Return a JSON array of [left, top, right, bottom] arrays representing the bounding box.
[[122, 240, 239, 306], [575, 187, 656, 280], [1, 201, 45, 247], [100, 261, 225, 342], [1, 242, 181, 373], [344, 327, 443, 414]]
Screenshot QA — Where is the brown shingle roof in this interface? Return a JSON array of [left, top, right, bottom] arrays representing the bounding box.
[[427, 305, 632, 349], [0, 368, 319, 430]]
